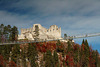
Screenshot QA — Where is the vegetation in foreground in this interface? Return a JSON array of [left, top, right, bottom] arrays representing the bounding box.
[[0, 39, 100, 67]]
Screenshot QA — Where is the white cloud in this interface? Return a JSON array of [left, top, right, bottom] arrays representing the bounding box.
[[0, 10, 38, 34], [8, 0, 100, 16]]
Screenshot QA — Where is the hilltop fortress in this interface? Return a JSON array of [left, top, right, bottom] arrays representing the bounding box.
[[18, 24, 61, 40]]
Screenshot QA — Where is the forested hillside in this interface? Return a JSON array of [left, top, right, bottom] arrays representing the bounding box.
[[0, 39, 100, 67]]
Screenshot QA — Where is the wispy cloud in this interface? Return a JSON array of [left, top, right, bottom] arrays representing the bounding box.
[[1, 0, 100, 16], [11, 0, 100, 16]]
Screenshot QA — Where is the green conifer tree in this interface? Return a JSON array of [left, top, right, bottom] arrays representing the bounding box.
[[81, 39, 90, 67], [0, 24, 4, 42], [73, 44, 80, 66], [28, 43, 38, 67], [34, 25, 39, 41], [53, 50, 58, 66], [95, 50, 99, 67], [21, 47, 27, 67], [7, 25, 11, 41], [84, 39, 90, 67], [67, 41, 72, 53], [80, 39, 85, 67], [11, 44, 20, 63], [45, 50, 55, 67], [3, 45, 12, 60], [82, 39, 85, 44], [11, 26, 18, 41]]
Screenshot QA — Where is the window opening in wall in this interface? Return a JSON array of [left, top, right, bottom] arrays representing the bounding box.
[[53, 29, 54, 31], [56, 28, 58, 30], [47, 30, 48, 32]]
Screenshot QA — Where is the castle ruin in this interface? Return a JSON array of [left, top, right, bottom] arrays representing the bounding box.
[[18, 24, 61, 40]]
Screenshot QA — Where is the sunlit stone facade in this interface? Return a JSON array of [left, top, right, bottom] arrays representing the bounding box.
[[18, 24, 61, 40]]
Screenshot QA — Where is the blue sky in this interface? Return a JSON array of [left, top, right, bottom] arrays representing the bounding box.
[[0, 0, 100, 53]]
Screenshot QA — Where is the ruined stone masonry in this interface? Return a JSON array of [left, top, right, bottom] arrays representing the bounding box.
[[18, 24, 61, 40]]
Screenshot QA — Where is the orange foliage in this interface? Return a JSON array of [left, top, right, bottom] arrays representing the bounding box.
[[82, 44, 85, 51], [68, 57, 74, 67], [9, 61, 17, 67], [0, 55, 4, 66], [36, 42, 56, 52], [65, 55, 69, 62], [73, 44, 78, 51]]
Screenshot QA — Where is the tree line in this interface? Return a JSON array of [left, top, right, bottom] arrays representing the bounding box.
[[0, 39, 100, 67], [0, 24, 18, 42]]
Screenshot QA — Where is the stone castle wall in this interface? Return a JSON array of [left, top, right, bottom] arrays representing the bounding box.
[[18, 24, 61, 40]]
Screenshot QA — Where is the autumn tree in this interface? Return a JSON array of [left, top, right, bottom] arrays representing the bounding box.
[[0, 55, 4, 67], [9, 61, 17, 67]]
